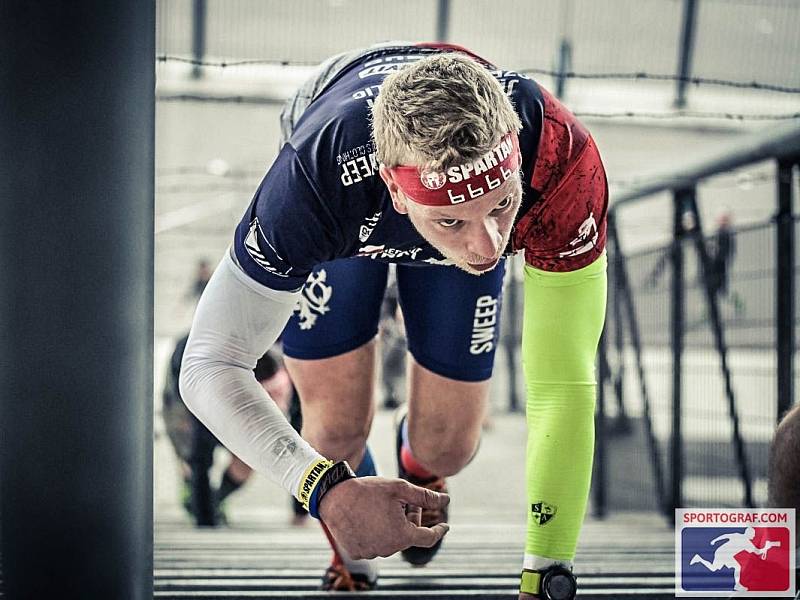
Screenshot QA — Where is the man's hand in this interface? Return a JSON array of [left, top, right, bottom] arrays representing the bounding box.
[[318, 475, 450, 560], [518, 593, 540, 600]]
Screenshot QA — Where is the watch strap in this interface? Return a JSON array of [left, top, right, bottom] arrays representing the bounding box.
[[520, 569, 542, 595], [308, 460, 356, 519]]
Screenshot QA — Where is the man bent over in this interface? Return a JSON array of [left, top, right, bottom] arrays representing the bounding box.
[[181, 42, 607, 598]]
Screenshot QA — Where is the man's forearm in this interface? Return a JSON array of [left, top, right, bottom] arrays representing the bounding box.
[[520, 254, 607, 565], [179, 249, 326, 497]]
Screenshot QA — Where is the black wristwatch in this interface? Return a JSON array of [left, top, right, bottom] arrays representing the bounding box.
[[520, 565, 577, 600]]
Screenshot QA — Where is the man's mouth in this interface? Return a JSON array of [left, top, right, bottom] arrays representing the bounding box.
[[467, 258, 499, 272]]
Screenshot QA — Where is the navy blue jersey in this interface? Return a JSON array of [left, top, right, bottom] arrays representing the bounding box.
[[234, 46, 545, 291]]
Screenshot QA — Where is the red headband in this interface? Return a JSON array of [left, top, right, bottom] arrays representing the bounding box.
[[387, 132, 520, 206]]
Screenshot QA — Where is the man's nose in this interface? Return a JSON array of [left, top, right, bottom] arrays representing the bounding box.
[[465, 219, 501, 259]]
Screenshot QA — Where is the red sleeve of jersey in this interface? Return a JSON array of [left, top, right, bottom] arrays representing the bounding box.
[[513, 86, 608, 273]]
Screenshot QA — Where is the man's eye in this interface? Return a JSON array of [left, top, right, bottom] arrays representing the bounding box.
[[492, 196, 513, 213], [437, 219, 461, 228]]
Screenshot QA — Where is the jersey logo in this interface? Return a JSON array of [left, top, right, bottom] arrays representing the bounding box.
[[358, 211, 382, 242], [558, 212, 598, 258], [422, 256, 455, 266], [294, 269, 333, 330], [357, 244, 422, 261], [531, 501, 558, 526], [244, 218, 293, 278]]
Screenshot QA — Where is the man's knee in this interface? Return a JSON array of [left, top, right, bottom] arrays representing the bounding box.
[[405, 360, 489, 476], [303, 418, 371, 459], [408, 423, 480, 477]]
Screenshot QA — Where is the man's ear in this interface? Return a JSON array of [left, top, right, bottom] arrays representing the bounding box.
[[379, 165, 408, 215]]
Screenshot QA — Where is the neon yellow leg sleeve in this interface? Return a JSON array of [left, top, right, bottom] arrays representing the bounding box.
[[522, 253, 607, 561]]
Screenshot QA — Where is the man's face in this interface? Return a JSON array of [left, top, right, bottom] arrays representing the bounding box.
[[381, 166, 523, 275]]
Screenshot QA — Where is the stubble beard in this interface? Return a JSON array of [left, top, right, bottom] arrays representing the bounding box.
[[409, 213, 513, 277]]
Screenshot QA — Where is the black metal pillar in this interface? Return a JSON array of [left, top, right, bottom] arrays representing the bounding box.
[[436, 0, 450, 42], [555, 39, 573, 100], [670, 190, 690, 519], [192, 0, 207, 78], [0, 2, 154, 599], [675, 0, 698, 109], [555, 0, 574, 99], [776, 160, 797, 421], [610, 232, 630, 433], [593, 330, 609, 519]]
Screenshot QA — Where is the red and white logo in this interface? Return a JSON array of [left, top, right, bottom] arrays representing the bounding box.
[[676, 508, 796, 597], [419, 169, 447, 190]]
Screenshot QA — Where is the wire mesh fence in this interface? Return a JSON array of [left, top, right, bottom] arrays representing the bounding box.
[[156, 0, 800, 119], [157, 0, 800, 84]]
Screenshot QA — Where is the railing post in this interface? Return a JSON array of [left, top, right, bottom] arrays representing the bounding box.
[[611, 234, 630, 433], [192, 0, 206, 79], [436, 0, 450, 42], [670, 189, 690, 520], [593, 329, 609, 519], [555, 39, 572, 100], [776, 159, 797, 421], [675, 0, 698, 109], [555, 0, 573, 99]]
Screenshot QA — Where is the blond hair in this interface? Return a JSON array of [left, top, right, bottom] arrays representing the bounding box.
[[371, 53, 522, 171]]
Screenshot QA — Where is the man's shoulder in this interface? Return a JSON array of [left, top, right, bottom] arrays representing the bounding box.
[[288, 52, 381, 153], [492, 67, 542, 102], [287, 105, 383, 217], [488, 68, 545, 157]]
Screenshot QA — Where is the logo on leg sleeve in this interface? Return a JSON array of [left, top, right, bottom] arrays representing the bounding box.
[[531, 501, 558, 526]]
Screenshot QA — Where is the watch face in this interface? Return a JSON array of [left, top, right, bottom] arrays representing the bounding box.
[[545, 573, 576, 600]]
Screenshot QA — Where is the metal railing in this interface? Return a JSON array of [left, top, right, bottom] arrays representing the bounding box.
[[592, 123, 800, 521]]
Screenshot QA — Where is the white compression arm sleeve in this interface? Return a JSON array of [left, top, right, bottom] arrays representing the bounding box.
[[179, 249, 326, 497]]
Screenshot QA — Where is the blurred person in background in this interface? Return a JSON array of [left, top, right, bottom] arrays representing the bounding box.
[[709, 212, 735, 297], [709, 211, 745, 316], [173, 258, 217, 325], [163, 334, 305, 526], [180, 43, 607, 598], [379, 266, 405, 410], [186, 258, 213, 301]]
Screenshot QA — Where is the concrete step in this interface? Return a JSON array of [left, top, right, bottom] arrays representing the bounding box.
[[155, 512, 677, 599]]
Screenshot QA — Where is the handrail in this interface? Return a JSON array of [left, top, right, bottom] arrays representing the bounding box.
[[601, 122, 799, 517], [611, 122, 800, 210]]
